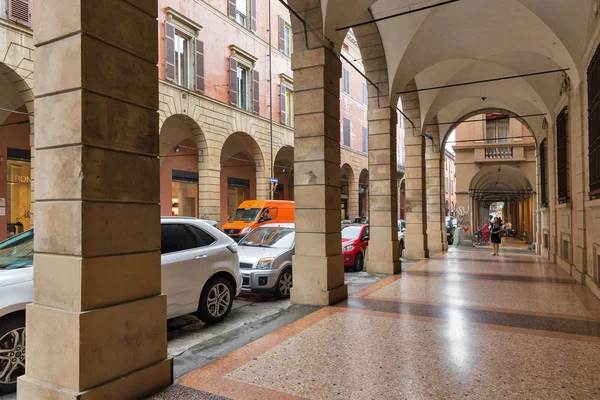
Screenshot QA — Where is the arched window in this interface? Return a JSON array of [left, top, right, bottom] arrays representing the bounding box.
[[540, 139, 548, 207]]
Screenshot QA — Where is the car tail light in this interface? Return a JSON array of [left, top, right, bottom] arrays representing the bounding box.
[[227, 242, 238, 253]]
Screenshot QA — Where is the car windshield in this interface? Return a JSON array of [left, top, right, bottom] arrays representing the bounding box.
[[341, 226, 362, 240], [0, 230, 34, 271], [239, 227, 295, 249], [229, 208, 261, 222]]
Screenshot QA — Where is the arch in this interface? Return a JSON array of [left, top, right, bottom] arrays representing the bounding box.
[[340, 163, 355, 220], [274, 145, 294, 200], [159, 114, 206, 218], [440, 108, 538, 150], [220, 131, 266, 224], [358, 168, 369, 218], [469, 165, 534, 195]]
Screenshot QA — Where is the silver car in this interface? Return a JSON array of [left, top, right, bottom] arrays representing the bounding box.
[[0, 218, 241, 394], [237, 223, 294, 298]]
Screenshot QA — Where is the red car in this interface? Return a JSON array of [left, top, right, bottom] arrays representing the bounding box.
[[342, 224, 369, 272]]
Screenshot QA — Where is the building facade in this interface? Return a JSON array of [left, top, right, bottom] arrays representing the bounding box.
[[453, 113, 536, 242], [444, 149, 456, 216]]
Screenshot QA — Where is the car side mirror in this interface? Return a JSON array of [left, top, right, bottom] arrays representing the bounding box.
[[362, 235, 369, 241]]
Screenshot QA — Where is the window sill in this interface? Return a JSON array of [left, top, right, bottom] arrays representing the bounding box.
[[555, 202, 572, 209], [585, 198, 600, 208]]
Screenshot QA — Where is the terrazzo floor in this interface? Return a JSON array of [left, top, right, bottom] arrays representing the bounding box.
[[151, 248, 600, 399]]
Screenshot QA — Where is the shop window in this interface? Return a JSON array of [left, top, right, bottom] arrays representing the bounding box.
[[343, 118, 351, 147], [171, 170, 199, 218], [6, 150, 31, 238], [556, 107, 570, 203], [540, 139, 548, 207], [588, 43, 600, 198], [227, 177, 250, 218]]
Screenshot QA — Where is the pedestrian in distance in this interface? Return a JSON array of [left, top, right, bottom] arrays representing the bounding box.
[[490, 217, 503, 256]]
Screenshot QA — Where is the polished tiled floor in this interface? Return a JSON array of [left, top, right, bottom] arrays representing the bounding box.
[[152, 248, 600, 399]]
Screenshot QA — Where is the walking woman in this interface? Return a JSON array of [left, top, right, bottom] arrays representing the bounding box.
[[490, 217, 503, 256]]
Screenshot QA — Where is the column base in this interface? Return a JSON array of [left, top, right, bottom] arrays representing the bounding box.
[[367, 259, 402, 275], [404, 248, 430, 259], [18, 359, 172, 400], [290, 284, 348, 306]]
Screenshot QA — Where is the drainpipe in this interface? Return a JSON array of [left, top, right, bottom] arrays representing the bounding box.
[[269, 0, 274, 199]]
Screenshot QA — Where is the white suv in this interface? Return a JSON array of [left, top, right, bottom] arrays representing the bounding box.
[[0, 217, 241, 394]]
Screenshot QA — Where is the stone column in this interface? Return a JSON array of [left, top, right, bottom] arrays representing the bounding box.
[[18, 1, 172, 398], [425, 123, 447, 253], [367, 107, 401, 273], [198, 149, 221, 221], [290, 46, 347, 305], [402, 81, 428, 259], [404, 133, 429, 259], [347, 172, 360, 219]]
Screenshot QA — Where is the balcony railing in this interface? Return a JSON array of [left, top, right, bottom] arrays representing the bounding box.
[[485, 146, 513, 159]]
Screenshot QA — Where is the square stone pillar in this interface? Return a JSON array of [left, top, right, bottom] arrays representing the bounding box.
[[404, 133, 429, 259], [425, 125, 447, 254], [290, 47, 347, 305], [367, 107, 401, 274], [18, 1, 172, 399]]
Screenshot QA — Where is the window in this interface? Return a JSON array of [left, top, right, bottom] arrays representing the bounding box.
[[236, 0, 247, 26], [362, 127, 368, 153], [362, 82, 368, 105], [161, 224, 205, 254], [6, 0, 31, 26], [343, 68, 350, 94], [285, 87, 294, 126], [237, 65, 249, 110], [588, 43, 600, 198], [174, 32, 188, 87], [343, 118, 351, 147], [187, 225, 217, 247], [230, 0, 256, 32], [556, 107, 569, 203], [164, 10, 204, 92], [284, 23, 292, 56], [446, 177, 449, 193], [485, 114, 509, 143], [540, 139, 548, 207]]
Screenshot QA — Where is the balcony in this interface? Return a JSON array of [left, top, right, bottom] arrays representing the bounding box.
[[454, 141, 535, 163]]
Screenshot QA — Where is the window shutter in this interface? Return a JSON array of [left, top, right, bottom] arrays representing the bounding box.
[[250, 0, 257, 33], [228, 0, 236, 19], [253, 70, 260, 114], [343, 118, 351, 147], [280, 85, 287, 124], [164, 22, 176, 82], [229, 58, 238, 105], [278, 17, 285, 52], [195, 39, 205, 93], [8, 0, 31, 27]]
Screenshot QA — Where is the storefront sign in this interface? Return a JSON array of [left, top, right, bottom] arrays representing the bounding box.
[[9, 175, 31, 183]]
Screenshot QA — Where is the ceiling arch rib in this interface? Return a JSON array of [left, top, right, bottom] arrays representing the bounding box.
[[417, 60, 550, 134]]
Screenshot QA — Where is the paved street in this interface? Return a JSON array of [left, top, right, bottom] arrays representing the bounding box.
[[1, 266, 416, 400]]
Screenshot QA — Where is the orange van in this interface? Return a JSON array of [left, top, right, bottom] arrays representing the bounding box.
[[223, 200, 294, 241]]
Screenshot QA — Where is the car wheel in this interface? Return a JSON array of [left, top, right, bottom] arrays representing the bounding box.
[[352, 253, 364, 272], [197, 277, 234, 323], [0, 314, 26, 395], [399, 240, 404, 258], [274, 268, 293, 298]]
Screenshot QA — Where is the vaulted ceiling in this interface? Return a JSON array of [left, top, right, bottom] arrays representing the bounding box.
[[322, 0, 596, 145]]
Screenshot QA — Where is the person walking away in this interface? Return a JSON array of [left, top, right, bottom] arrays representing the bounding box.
[[490, 217, 503, 256]]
